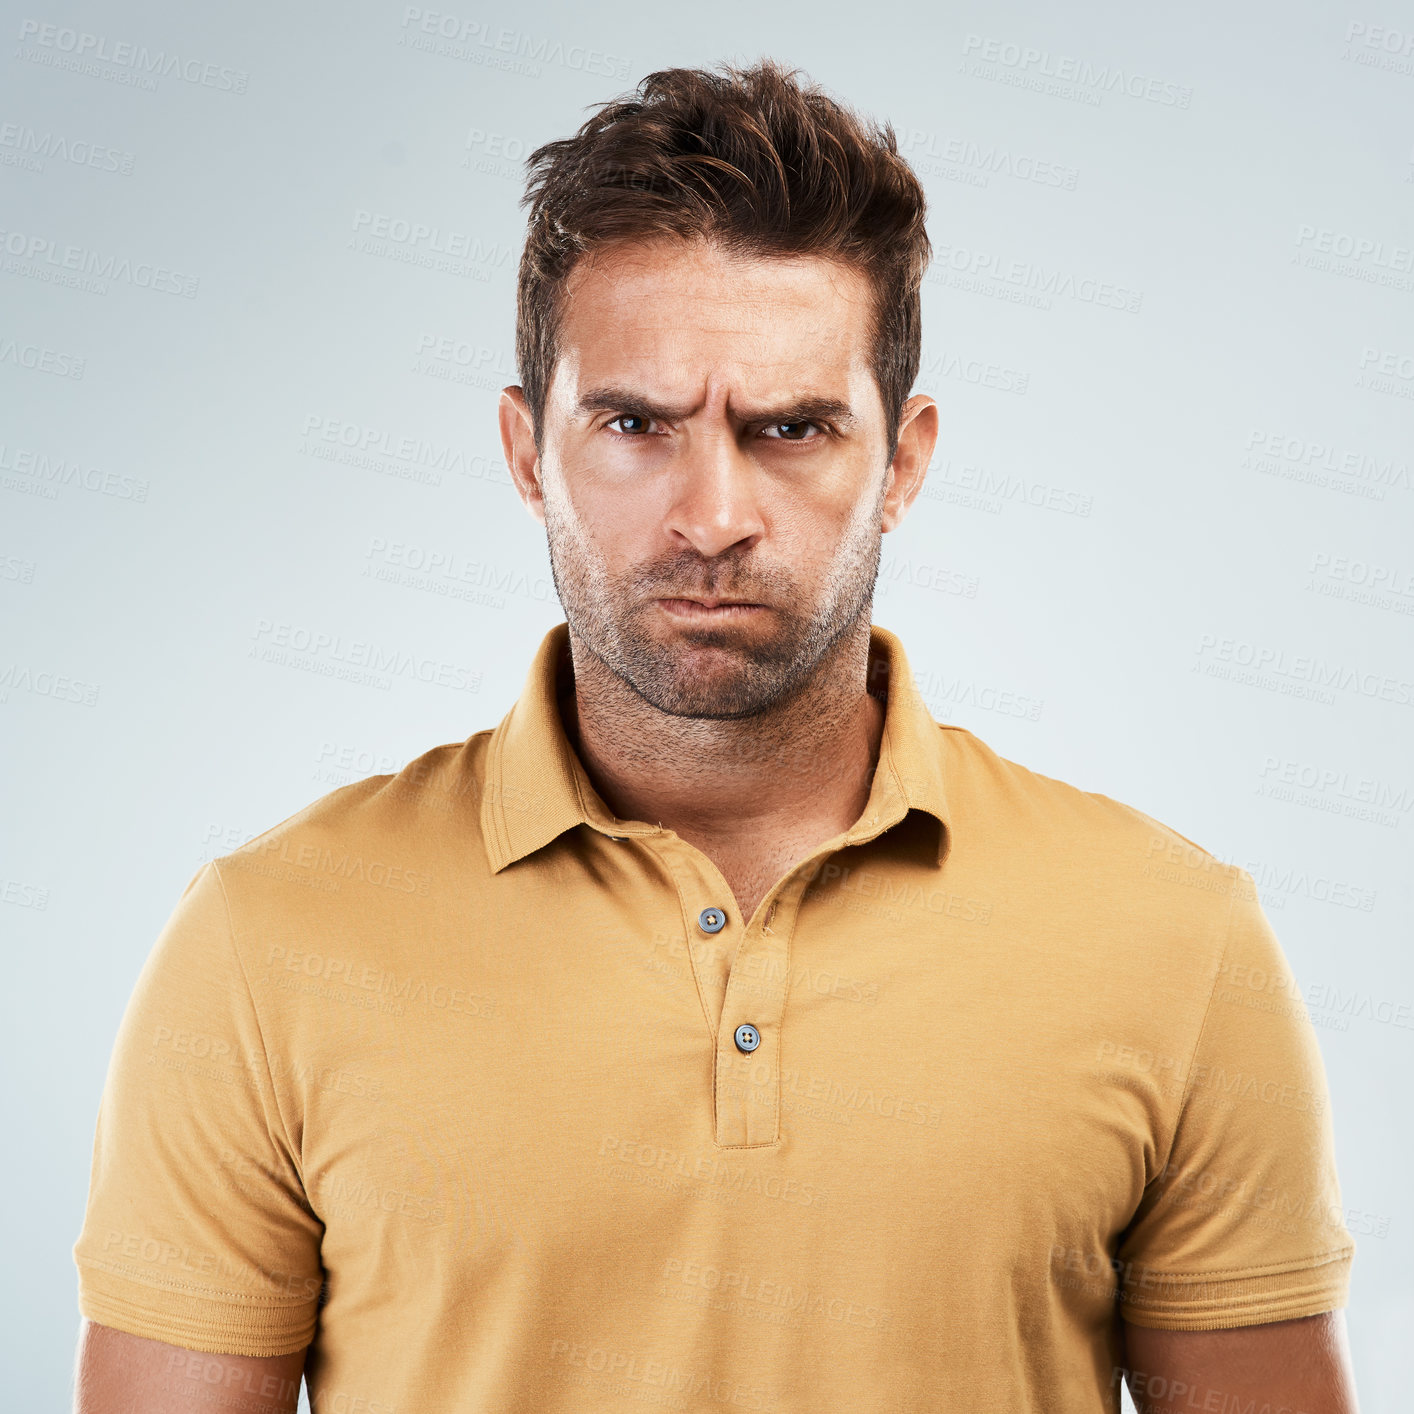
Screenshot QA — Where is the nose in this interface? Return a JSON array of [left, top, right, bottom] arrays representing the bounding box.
[[662, 425, 766, 560]]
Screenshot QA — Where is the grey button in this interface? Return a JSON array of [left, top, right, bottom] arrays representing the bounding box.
[[734, 1023, 761, 1053], [698, 906, 726, 934]]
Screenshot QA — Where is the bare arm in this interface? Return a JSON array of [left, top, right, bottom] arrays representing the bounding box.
[[1122, 1310, 1359, 1414], [74, 1319, 307, 1414]]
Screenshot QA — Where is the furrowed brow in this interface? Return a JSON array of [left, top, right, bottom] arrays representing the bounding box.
[[574, 387, 856, 428], [574, 387, 697, 422], [735, 396, 857, 428]]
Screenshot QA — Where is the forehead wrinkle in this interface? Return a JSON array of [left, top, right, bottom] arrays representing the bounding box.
[[571, 346, 864, 416]]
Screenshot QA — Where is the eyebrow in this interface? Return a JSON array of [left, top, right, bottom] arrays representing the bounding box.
[[573, 385, 857, 429]]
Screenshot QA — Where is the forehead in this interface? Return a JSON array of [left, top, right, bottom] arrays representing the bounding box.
[[550, 238, 877, 403]]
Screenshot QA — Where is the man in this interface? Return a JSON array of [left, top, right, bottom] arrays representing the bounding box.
[[73, 60, 1359, 1413]]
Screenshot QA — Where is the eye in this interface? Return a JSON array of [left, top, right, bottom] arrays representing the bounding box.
[[761, 421, 822, 441], [607, 414, 655, 436]]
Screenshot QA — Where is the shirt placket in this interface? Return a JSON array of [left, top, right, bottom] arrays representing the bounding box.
[[637, 809, 902, 1150], [709, 876, 801, 1148]]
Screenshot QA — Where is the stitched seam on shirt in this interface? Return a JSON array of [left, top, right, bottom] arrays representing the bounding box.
[[209, 859, 309, 1196], [1150, 864, 1245, 1186], [488, 724, 511, 864], [635, 833, 716, 1043], [879, 708, 908, 821], [565, 739, 591, 823], [773, 883, 807, 1146], [1118, 1245, 1355, 1284], [76, 1255, 315, 1308]]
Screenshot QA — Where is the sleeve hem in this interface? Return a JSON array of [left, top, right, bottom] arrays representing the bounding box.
[[77, 1260, 316, 1358], [1119, 1247, 1353, 1332]]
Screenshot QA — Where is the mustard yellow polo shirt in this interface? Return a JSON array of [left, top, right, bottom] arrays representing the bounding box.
[[73, 621, 1355, 1412]]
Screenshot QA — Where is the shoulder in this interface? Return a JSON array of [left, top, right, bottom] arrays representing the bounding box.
[[936, 722, 1249, 926], [209, 733, 494, 908], [938, 720, 1227, 858]]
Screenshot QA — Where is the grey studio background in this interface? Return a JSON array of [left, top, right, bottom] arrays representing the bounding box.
[[2, 0, 1412, 1408]]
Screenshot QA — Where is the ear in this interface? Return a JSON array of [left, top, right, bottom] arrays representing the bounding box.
[[499, 386, 546, 525], [880, 394, 939, 533]]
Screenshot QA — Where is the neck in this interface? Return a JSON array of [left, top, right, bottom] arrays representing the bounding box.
[[558, 621, 887, 842]]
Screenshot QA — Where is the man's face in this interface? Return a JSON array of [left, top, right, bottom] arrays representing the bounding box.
[[503, 237, 932, 720]]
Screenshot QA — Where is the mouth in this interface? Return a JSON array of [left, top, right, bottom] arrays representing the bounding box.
[[656, 597, 767, 619]]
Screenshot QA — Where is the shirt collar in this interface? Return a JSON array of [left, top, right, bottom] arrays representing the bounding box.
[[480, 620, 950, 873]]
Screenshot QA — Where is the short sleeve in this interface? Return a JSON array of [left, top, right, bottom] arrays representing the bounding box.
[[72, 861, 324, 1356], [1116, 868, 1356, 1330]]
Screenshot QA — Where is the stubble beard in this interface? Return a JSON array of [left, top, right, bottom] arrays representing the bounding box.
[[541, 474, 886, 721]]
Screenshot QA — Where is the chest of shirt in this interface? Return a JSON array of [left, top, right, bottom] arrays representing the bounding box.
[[240, 827, 1203, 1305]]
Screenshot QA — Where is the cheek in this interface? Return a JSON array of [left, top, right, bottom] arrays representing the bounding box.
[[777, 495, 873, 568], [551, 477, 660, 574], [577, 479, 662, 544]]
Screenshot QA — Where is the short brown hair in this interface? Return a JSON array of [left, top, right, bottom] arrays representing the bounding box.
[[515, 59, 931, 462]]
